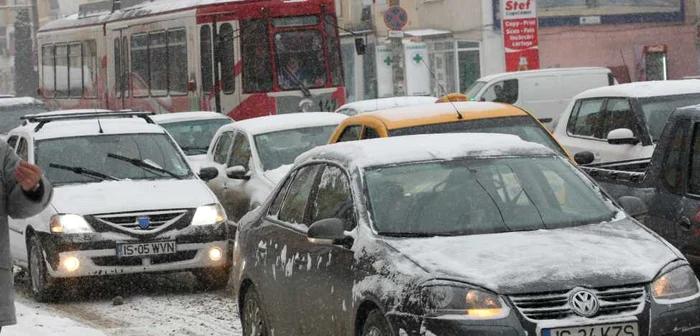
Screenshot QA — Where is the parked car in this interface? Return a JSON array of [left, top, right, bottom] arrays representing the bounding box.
[[232, 133, 700, 336], [0, 97, 49, 138], [8, 111, 230, 301], [578, 104, 700, 269], [335, 96, 437, 116], [554, 80, 700, 164], [203, 112, 346, 225], [151, 112, 233, 171], [328, 101, 573, 161], [464, 67, 616, 129]]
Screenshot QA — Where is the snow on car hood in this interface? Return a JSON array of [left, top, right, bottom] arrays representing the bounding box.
[[52, 179, 216, 215], [262, 164, 292, 185], [187, 154, 209, 173], [384, 219, 681, 294]]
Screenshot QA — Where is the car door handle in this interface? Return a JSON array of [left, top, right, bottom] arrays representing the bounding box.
[[679, 218, 692, 231]]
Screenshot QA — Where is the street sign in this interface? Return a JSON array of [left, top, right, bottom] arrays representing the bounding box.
[[388, 30, 404, 38], [384, 6, 408, 31]]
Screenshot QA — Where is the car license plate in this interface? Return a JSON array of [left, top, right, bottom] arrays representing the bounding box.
[[543, 322, 638, 336], [117, 241, 177, 258]]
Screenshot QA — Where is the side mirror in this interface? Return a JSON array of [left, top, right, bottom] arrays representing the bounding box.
[[226, 165, 250, 180], [618, 196, 648, 218], [198, 167, 219, 182], [355, 38, 366, 56], [538, 118, 553, 124], [607, 128, 639, 145], [574, 151, 595, 165], [307, 218, 348, 246]]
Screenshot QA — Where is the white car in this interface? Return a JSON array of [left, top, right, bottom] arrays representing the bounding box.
[[151, 112, 233, 171], [8, 111, 230, 301], [335, 96, 437, 116], [553, 80, 700, 164], [203, 112, 347, 223]]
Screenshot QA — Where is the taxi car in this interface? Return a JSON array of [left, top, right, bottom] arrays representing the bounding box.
[[328, 101, 573, 161]]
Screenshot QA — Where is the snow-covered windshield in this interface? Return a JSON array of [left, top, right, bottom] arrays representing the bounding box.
[[0, 104, 49, 133], [464, 81, 486, 100], [161, 119, 232, 155], [389, 116, 568, 158], [275, 29, 327, 90], [639, 93, 700, 142], [36, 133, 192, 185], [254, 125, 338, 171], [365, 156, 616, 236]]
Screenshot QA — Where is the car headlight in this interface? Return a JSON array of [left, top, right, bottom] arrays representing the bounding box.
[[50, 214, 94, 234], [421, 282, 510, 319], [192, 204, 227, 226], [652, 265, 700, 302]]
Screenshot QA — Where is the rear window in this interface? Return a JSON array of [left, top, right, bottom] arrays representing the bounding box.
[[389, 116, 567, 157]]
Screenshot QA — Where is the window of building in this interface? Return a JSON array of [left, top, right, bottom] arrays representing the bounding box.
[[114, 38, 121, 95], [219, 23, 235, 94], [149, 30, 168, 96], [168, 29, 188, 95], [457, 41, 480, 93], [41, 45, 54, 98], [241, 19, 272, 93], [54, 44, 68, 97]]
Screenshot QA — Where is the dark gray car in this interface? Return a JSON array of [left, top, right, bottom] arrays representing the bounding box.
[[231, 133, 700, 336]]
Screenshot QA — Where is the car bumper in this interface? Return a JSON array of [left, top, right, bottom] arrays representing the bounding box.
[[36, 224, 228, 278]]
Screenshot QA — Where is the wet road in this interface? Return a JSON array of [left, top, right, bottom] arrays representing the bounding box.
[[13, 271, 242, 336]]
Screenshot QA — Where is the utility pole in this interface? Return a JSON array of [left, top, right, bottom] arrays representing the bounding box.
[[383, 1, 407, 96]]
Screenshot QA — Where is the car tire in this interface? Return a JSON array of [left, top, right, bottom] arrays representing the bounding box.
[[193, 267, 229, 290], [240, 287, 270, 336], [362, 309, 392, 336], [27, 235, 59, 302]]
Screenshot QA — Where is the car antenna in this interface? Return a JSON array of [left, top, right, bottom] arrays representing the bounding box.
[[420, 59, 463, 119], [96, 109, 104, 134]]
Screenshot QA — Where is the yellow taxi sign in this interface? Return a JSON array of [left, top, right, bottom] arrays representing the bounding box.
[[437, 93, 469, 103]]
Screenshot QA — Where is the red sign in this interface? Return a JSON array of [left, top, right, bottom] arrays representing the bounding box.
[[501, 0, 540, 72], [384, 6, 408, 31]]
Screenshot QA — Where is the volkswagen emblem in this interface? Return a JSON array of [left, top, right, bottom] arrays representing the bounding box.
[[569, 289, 600, 317], [137, 216, 151, 230]]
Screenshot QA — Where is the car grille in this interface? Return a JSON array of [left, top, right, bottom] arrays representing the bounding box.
[[94, 210, 187, 234], [510, 285, 646, 321]]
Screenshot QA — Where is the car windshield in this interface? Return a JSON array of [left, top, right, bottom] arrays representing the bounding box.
[[639, 93, 700, 142], [255, 125, 338, 171], [161, 118, 232, 155], [464, 81, 486, 100], [365, 156, 617, 236], [0, 104, 49, 133], [37, 133, 192, 185], [389, 116, 568, 157]]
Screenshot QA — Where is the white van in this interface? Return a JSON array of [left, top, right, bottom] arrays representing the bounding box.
[[465, 67, 617, 129]]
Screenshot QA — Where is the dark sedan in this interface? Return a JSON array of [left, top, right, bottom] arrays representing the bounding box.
[[231, 133, 700, 336]]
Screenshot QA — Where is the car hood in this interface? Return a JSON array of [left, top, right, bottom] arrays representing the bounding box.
[[52, 179, 216, 215], [187, 154, 209, 173], [384, 218, 681, 294]]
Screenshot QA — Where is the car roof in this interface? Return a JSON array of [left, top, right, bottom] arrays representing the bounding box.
[[477, 67, 610, 83], [298, 133, 554, 169], [0, 97, 45, 109], [337, 96, 438, 114], [14, 118, 166, 141], [574, 80, 700, 99], [150, 111, 232, 123], [344, 102, 529, 130], [219, 112, 347, 135]]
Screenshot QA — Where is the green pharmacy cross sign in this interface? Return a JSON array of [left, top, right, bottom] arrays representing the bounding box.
[[412, 53, 423, 65], [384, 56, 392, 67]]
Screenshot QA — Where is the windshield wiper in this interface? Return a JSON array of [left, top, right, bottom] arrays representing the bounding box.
[[49, 163, 120, 182], [282, 67, 312, 98], [107, 153, 184, 180]]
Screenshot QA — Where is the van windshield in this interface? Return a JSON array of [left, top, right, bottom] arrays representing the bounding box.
[[464, 81, 486, 100]]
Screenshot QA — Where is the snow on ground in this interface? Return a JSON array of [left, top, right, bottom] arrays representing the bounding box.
[[4, 301, 107, 336]]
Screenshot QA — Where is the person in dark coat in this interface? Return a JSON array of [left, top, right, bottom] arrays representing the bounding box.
[[0, 140, 53, 331]]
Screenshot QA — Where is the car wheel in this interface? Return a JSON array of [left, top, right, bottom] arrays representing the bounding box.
[[193, 267, 229, 290], [241, 287, 269, 336], [362, 309, 392, 336], [28, 235, 58, 302]]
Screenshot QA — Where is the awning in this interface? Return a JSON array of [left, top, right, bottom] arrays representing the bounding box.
[[404, 29, 452, 38]]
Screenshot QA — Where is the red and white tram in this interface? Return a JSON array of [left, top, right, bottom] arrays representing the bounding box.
[[36, 0, 346, 120]]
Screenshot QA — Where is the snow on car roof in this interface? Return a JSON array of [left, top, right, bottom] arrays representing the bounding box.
[[575, 80, 700, 99], [0, 97, 44, 108], [298, 133, 554, 169], [337, 96, 438, 114], [219, 112, 346, 135], [150, 112, 232, 124], [22, 118, 166, 141], [477, 67, 610, 83]]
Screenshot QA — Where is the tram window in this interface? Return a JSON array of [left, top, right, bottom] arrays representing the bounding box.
[[68, 43, 83, 98], [241, 19, 272, 93], [41, 45, 54, 98], [275, 30, 327, 90], [84, 40, 97, 98], [131, 33, 148, 97], [115, 38, 121, 96], [325, 15, 343, 86], [55, 44, 68, 97], [149, 31, 168, 97], [122, 36, 129, 97], [168, 29, 188, 95], [220, 24, 235, 94], [200, 26, 213, 95]]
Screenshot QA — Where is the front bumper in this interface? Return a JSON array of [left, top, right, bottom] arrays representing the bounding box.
[[36, 224, 228, 278]]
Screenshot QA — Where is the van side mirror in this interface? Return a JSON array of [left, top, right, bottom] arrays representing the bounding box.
[[574, 151, 595, 165], [198, 167, 219, 182], [618, 196, 648, 218], [307, 218, 350, 246], [226, 165, 250, 180], [607, 128, 639, 145], [355, 38, 366, 55]]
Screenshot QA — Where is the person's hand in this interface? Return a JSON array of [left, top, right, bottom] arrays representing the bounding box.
[[15, 161, 42, 192]]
